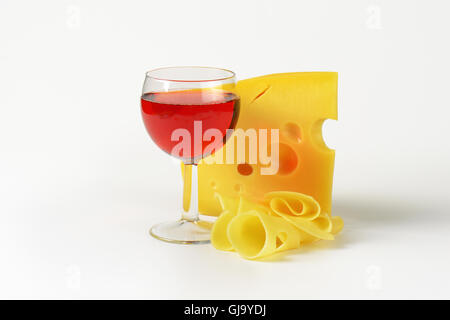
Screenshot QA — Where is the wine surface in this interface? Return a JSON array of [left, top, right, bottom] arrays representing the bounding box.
[[141, 90, 240, 161]]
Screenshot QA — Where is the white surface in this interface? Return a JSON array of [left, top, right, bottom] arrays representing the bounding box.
[[1, 0, 450, 299]]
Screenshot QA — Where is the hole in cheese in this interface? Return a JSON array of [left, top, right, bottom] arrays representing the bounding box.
[[321, 119, 338, 150], [237, 163, 253, 176], [250, 85, 271, 104], [276, 232, 287, 248], [281, 122, 302, 143], [311, 119, 337, 151], [269, 143, 298, 175]]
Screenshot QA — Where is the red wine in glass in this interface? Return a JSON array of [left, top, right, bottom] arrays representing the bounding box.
[[141, 66, 240, 244], [141, 90, 240, 162]]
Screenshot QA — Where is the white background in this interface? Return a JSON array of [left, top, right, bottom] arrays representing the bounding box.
[[1, 0, 449, 299]]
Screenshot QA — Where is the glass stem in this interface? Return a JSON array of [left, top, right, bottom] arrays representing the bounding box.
[[182, 163, 199, 222]]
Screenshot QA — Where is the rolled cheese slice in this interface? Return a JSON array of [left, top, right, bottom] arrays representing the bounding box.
[[227, 209, 302, 259], [211, 191, 344, 260], [266, 191, 334, 240]]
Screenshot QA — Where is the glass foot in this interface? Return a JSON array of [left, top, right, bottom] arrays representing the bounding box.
[[150, 219, 213, 244]]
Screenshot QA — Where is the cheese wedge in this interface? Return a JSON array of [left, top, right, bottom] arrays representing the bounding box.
[[197, 72, 338, 216]]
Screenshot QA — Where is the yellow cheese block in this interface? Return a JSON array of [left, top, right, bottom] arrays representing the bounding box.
[[197, 72, 338, 216]]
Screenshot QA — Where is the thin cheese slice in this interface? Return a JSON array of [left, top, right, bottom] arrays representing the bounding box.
[[211, 192, 344, 260], [266, 192, 334, 240]]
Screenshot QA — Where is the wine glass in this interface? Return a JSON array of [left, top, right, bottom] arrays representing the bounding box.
[[141, 67, 240, 244]]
